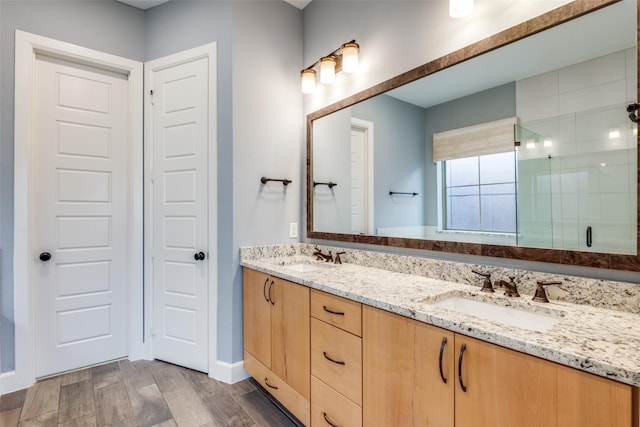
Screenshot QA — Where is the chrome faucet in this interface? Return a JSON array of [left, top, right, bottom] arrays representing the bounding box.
[[313, 247, 333, 262]]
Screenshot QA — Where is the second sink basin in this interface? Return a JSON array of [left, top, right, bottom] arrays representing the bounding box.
[[431, 296, 562, 332]]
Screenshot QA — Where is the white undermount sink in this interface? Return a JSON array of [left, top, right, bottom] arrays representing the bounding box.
[[431, 296, 562, 332], [285, 263, 332, 273]]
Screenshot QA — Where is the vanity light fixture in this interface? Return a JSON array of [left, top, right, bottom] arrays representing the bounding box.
[[301, 40, 359, 94], [450, 0, 474, 18]]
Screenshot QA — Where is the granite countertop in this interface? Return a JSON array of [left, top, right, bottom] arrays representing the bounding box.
[[241, 254, 640, 388]]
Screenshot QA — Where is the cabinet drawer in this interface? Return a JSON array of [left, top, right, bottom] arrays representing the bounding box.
[[311, 318, 362, 406], [311, 289, 362, 336], [311, 376, 362, 427], [244, 350, 310, 426]]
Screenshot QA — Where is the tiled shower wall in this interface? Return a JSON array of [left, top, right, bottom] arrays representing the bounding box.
[[516, 48, 637, 254]]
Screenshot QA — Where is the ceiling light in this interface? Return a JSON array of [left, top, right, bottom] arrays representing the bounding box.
[[300, 40, 359, 93], [450, 0, 474, 18]]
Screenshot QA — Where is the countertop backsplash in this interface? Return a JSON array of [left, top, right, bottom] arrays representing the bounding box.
[[240, 243, 640, 314]]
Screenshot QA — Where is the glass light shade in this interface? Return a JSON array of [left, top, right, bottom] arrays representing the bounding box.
[[301, 69, 316, 94], [320, 57, 336, 84], [449, 0, 474, 18], [341, 42, 359, 73]]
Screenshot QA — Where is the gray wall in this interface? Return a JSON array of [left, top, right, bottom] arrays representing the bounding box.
[[0, 0, 302, 373], [0, 0, 145, 373], [352, 95, 425, 232], [423, 82, 516, 225], [231, 0, 303, 363]]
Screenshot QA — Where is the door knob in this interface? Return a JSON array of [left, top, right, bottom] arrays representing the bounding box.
[[194, 251, 206, 261], [39, 252, 52, 261]]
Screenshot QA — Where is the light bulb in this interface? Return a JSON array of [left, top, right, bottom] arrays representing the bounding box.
[[301, 69, 316, 94], [320, 57, 336, 85], [341, 42, 359, 73]]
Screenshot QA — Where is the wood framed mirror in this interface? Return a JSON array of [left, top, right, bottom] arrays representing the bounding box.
[[307, 0, 640, 271]]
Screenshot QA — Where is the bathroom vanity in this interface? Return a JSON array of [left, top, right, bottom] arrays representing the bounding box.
[[240, 244, 640, 427]]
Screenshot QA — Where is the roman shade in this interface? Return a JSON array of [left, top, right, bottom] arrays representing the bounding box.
[[432, 116, 518, 162]]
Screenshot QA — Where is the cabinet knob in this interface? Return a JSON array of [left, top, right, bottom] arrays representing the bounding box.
[[39, 252, 52, 261]]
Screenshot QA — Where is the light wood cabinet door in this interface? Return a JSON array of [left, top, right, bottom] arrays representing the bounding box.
[[454, 335, 557, 427], [271, 278, 311, 401], [363, 306, 454, 427], [242, 268, 272, 368], [557, 363, 632, 427]]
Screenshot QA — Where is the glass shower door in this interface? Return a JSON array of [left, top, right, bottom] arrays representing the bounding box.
[[515, 125, 553, 248]]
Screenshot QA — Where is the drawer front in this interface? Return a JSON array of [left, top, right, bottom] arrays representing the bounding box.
[[244, 350, 311, 426], [311, 318, 362, 406], [311, 289, 362, 336], [311, 376, 362, 427]]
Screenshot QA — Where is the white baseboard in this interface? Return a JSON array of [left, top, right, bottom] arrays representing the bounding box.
[[1, 370, 32, 395], [210, 359, 249, 384]]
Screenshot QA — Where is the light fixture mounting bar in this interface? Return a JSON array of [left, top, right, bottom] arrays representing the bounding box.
[[301, 39, 356, 72]]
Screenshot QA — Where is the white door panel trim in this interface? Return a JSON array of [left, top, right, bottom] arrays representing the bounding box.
[[8, 30, 144, 394]]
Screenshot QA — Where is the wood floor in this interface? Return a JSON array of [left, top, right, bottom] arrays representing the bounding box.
[[0, 359, 299, 427]]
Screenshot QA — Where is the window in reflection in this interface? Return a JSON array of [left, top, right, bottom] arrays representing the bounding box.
[[443, 151, 517, 233]]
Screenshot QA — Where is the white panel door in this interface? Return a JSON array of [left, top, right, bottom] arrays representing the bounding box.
[[34, 54, 129, 377], [351, 128, 367, 234], [148, 56, 209, 372]]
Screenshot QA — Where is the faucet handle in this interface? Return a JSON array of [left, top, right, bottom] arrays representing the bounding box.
[[533, 280, 562, 303], [471, 270, 494, 293]]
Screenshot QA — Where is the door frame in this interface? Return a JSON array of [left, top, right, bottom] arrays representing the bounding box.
[[143, 44, 219, 379], [7, 30, 144, 393], [351, 118, 375, 235]]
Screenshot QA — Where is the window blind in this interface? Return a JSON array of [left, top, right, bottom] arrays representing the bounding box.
[[433, 116, 518, 162]]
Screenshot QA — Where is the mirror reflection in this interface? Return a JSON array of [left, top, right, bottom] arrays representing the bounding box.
[[311, 0, 637, 255]]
